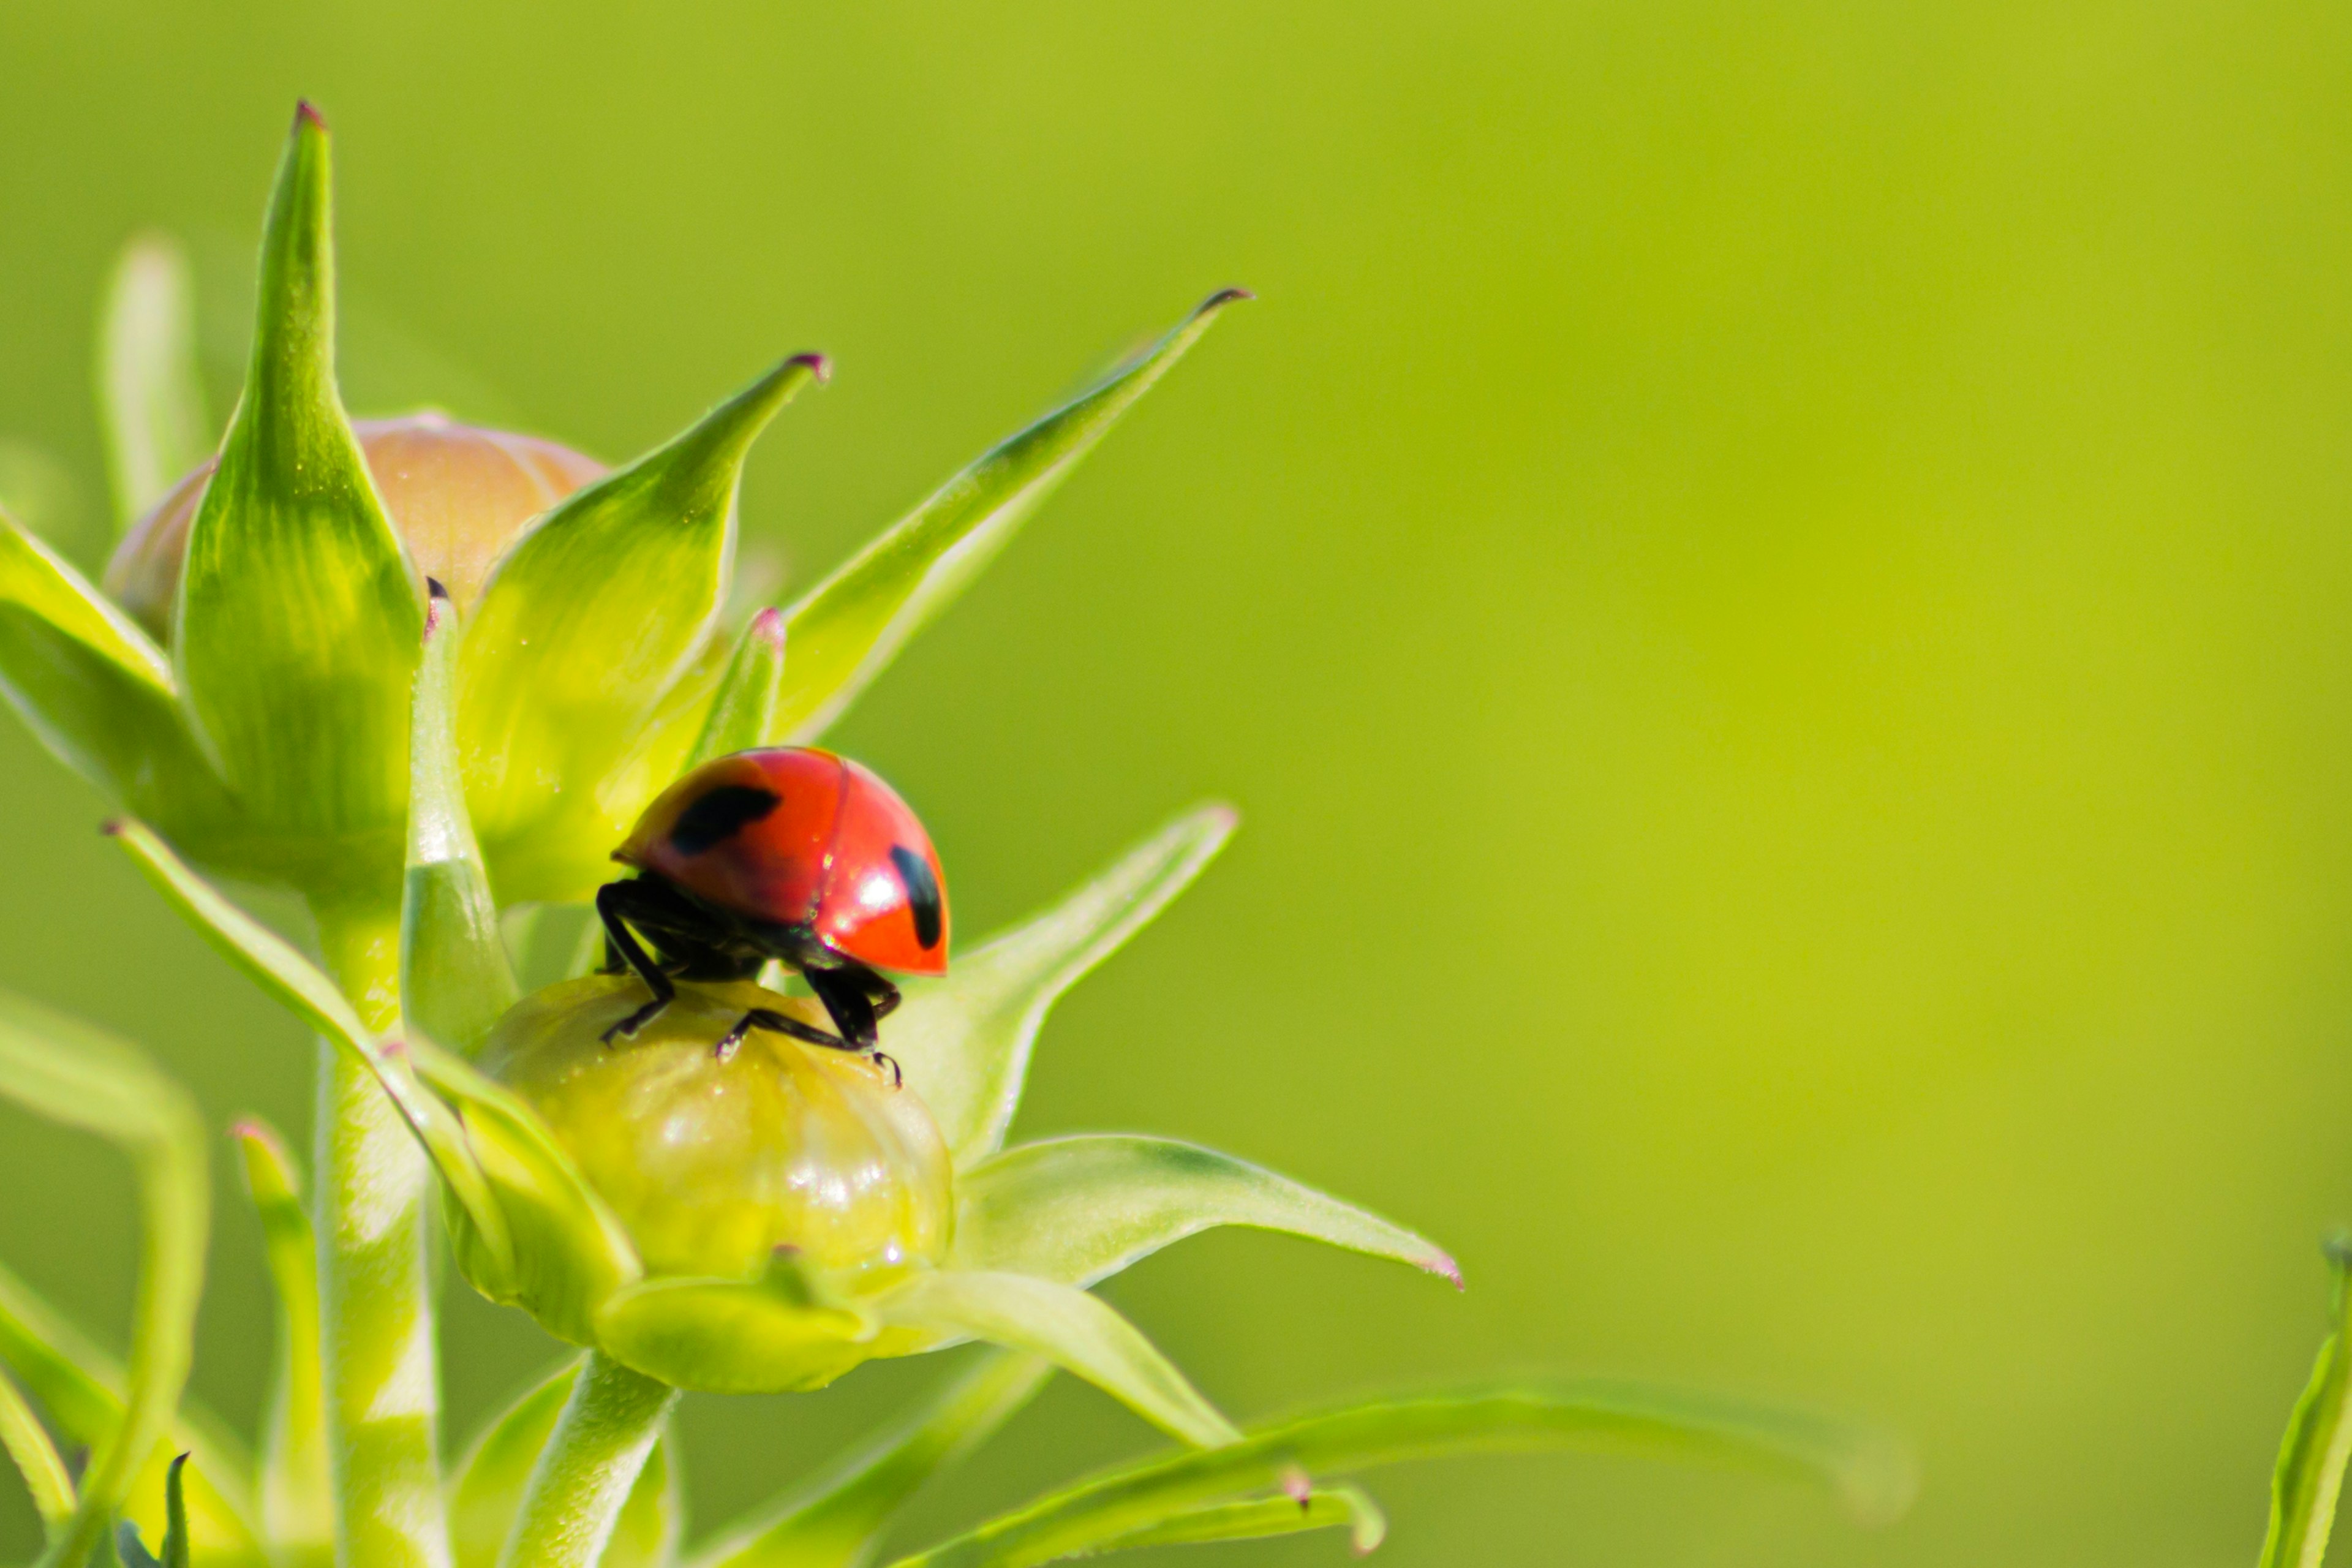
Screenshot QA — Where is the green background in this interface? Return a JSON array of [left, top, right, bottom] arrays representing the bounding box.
[[3, 2, 2349, 1564]]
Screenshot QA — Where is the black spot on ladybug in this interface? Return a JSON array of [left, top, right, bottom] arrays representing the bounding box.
[[669, 786, 781, 856], [889, 845, 943, 949]]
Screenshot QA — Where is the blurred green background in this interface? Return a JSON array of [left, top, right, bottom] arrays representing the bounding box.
[[4, 2, 2351, 1564]]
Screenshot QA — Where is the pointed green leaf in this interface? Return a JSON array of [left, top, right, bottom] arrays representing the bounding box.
[[952, 1136, 1457, 1292], [175, 104, 421, 895], [2261, 1241, 2352, 1568], [230, 1121, 330, 1567], [1085, 1485, 1384, 1558], [590, 1254, 875, 1397], [892, 806, 1235, 1164], [0, 505, 234, 831], [694, 1352, 1050, 1568], [458, 356, 824, 903], [160, 1453, 192, 1568], [885, 1381, 1913, 1568], [0, 1365, 74, 1533], [0, 991, 204, 1568], [870, 1272, 1237, 1451], [453, 1359, 679, 1568], [774, 290, 1247, 745], [687, 608, 788, 768], [99, 234, 213, 529], [0, 1265, 257, 1568], [404, 589, 519, 1054]]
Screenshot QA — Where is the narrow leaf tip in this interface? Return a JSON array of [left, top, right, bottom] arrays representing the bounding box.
[[1199, 286, 1256, 314], [293, 100, 326, 131], [750, 605, 786, 649]]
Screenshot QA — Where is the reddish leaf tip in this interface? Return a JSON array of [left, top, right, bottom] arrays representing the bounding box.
[[790, 352, 832, 385], [294, 100, 327, 132], [1200, 286, 1256, 312], [751, 606, 788, 647], [99, 818, 125, 837], [1280, 1465, 1314, 1507]]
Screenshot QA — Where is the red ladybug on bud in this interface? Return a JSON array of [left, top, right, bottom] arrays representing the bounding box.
[[597, 747, 948, 1072]]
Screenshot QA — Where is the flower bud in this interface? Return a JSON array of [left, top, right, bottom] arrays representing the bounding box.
[[476, 974, 952, 1284], [102, 415, 604, 641]]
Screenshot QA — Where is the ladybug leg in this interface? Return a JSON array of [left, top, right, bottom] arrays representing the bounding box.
[[714, 1006, 843, 1060], [802, 965, 881, 1052], [596, 882, 677, 1042]]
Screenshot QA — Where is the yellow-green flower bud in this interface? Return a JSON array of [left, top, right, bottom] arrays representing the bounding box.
[[477, 975, 952, 1284], [102, 414, 605, 641]]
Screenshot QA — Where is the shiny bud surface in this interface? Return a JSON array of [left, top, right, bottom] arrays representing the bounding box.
[[478, 975, 952, 1284]]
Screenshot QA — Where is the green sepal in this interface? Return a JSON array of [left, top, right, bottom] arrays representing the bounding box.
[[884, 1381, 1914, 1568], [952, 1135, 1457, 1289], [99, 233, 212, 530], [590, 1253, 875, 1396], [0, 1360, 74, 1536], [403, 590, 519, 1054], [692, 1352, 1050, 1568], [773, 290, 1247, 744], [173, 104, 421, 903], [116, 1453, 193, 1568], [0, 505, 237, 842], [404, 1043, 642, 1346], [451, 1359, 679, 1568], [230, 1121, 331, 1568], [2260, 1240, 2352, 1568], [458, 356, 825, 905], [868, 1271, 1237, 1450], [687, 608, 788, 768], [892, 806, 1235, 1164], [1084, 1484, 1384, 1558]]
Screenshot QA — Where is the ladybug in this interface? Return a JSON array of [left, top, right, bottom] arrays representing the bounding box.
[[595, 747, 949, 1070]]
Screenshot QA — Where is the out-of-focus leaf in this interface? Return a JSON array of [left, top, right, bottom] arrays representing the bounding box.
[[0, 1263, 254, 1566], [693, 1352, 1050, 1568], [458, 356, 824, 905], [687, 608, 788, 768], [406, 1042, 640, 1345], [0, 1365, 74, 1534], [175, 104, 422, 902], [231, 1121, 331, 1567], [773, 290, 1246, 745], [0, 505, 235, 834], [869, 1272, 1237, 1451], [0, 991, 208, 1568], [99, 233, 213, 529], [2260, 1241, 2352, 1568], [952, 1136, 1458, 1291], [892, 807, 1235, 1164], [451, 1358, 679, 1568], [1080, 1485, 1384, 1559], [404, 588, 518, 1054], [885, 1381, 1915, 1568]]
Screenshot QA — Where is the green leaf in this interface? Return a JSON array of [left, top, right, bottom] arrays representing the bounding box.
[[106, 817, 496, 1239], [405, 1042, 641, 1346], [119, 1453, 193, 1568], [1082, 1485, 1384, 1558], [404, 589, 519, 1054], [230, 1121, 331, 1567], [952, 1136, 1458, 1291], [590, 1254, 875, 1397], [0, 1364, 74, 1534], [869, 1272, 1237, 1451], [2261, 1241, 2352, 1568], [687, 608, 788, 768], [457, 355, 825, 905], [175, 104, 421, 899], [0, 505, 235, 834], [451, 1359, 679, 1568], [0, 990, 205, 1568], [693, 1352, 1050, 1568], [885, 1381, 1913, 1568], [892, 806, 1236, 1164], [773, 290, 1247, 745], [99, 233, 213, 529]]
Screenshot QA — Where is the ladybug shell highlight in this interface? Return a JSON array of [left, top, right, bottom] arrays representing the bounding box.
[[616, 748, 949, 976]]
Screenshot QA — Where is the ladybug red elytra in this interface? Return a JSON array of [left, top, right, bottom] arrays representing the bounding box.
[[596, 747, 949, 1071]]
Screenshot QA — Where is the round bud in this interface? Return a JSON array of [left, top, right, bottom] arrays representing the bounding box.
[[102, 414, 604, 639], [478, 975, 952, 1284]]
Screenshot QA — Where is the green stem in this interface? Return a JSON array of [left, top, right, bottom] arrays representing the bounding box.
[[497, 1352, 677, 1568], [314, 904, 451, 1568]]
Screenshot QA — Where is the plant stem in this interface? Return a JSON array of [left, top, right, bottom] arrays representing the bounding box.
[[314, 903, 451, 1568], [497, 1352, 677, 1568]]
